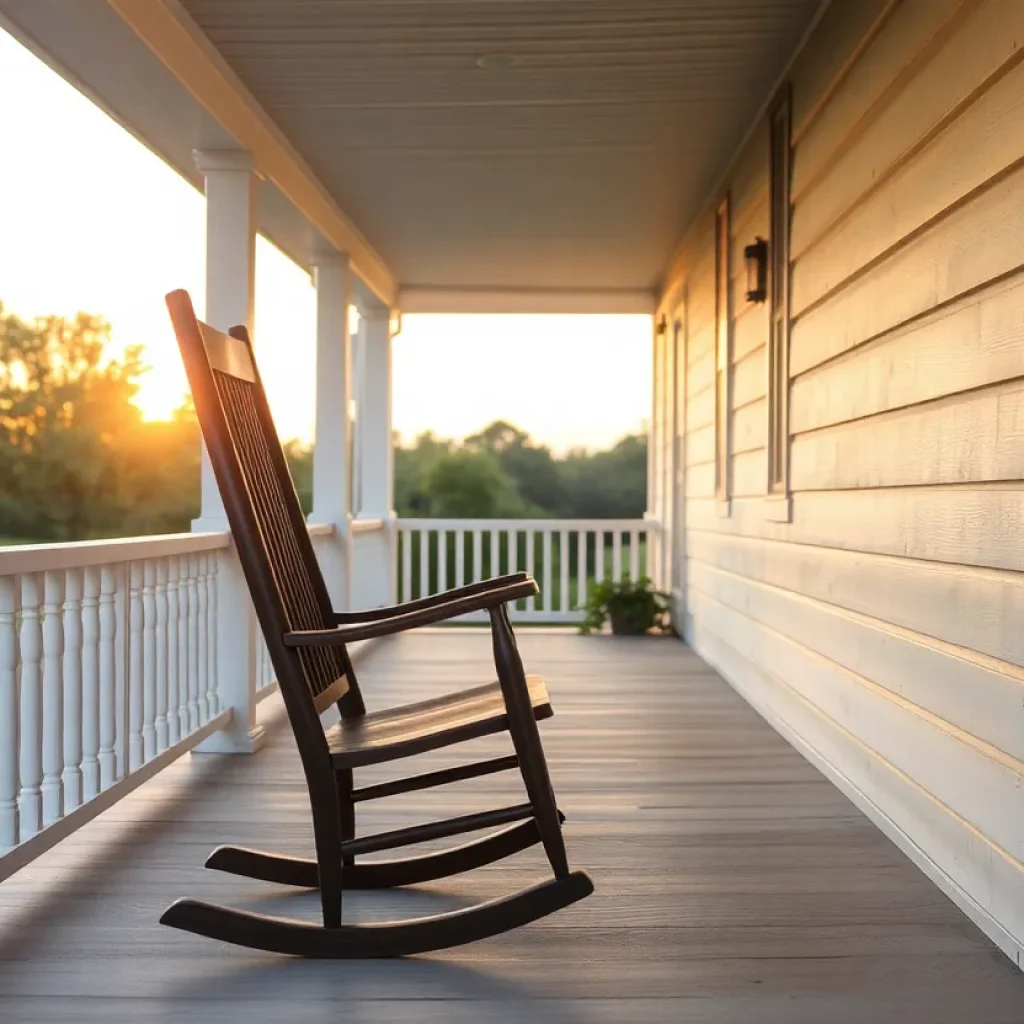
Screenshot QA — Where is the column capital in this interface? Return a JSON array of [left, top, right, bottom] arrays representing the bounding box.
[[193, 148, 256, 174], [310, 249, 350, 269]]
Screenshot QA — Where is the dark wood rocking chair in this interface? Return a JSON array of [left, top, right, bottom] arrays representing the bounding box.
[[161, 289, 592, 957]]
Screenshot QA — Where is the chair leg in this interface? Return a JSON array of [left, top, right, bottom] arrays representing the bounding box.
[[310, 778, 344, 928], [489, 605, 570, 880], [337, 767, 355, 867]]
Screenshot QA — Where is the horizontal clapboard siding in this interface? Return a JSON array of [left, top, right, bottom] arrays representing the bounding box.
[[660, 0, 1024, 970]]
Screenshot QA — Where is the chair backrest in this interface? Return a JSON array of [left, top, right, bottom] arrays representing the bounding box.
[[166, 289, 363, 739]]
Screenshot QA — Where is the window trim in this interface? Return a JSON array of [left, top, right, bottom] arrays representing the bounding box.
[[714, 193, 732, 517], [766, 83, 792, 521]]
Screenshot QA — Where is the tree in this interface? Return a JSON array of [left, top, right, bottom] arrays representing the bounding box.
[[421, 449, 527, 518], [465, 419, 565, 515], [0, 303, 199, 541], [555, 434, 648, 519]]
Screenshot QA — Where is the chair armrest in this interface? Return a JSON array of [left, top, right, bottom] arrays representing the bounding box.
[[285, 578, 538, 646], [332, 572, 531, 624]]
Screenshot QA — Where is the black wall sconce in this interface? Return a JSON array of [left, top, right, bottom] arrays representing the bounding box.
[[744, 237, 769, 304]]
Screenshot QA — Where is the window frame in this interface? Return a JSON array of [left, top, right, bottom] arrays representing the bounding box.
[[714, 193, 732, 516], [766, 83, 792, 521]]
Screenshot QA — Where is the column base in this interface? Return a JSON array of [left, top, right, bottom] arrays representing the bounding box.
[[193, 723, 267, 755]]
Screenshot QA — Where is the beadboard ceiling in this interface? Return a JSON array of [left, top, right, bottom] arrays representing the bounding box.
[[178, 0, 822, 295]]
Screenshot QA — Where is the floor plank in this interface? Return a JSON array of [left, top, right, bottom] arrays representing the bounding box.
[[0, 629, 1021, 1022]]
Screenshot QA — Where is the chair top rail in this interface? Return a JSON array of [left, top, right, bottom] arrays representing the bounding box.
[[0, 531, 232, 576], [395, 518, 650, 532]]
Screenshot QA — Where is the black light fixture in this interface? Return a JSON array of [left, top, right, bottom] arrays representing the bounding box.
[[744, 237, 769, 304]]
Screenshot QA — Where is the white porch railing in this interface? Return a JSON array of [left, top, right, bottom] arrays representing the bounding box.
[[395, 518, 656, 623], [0, 532, 238, 878]]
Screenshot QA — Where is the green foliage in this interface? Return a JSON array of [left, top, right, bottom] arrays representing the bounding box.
[[579, 575, 670, 636], [0, 298, 648, 544], [0, 303, 199, 541], [394, 423, 646, 520], [283, 440, 313, 515]]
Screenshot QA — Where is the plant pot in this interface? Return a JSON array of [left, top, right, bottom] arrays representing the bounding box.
[[609, 611, 648, 636]]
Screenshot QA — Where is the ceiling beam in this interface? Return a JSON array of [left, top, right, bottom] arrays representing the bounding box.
[[108, 0, 397, 308], [399, 288, 655, 316]]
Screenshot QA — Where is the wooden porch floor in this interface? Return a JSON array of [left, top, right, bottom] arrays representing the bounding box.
[[0, 630, 1021, 1022]]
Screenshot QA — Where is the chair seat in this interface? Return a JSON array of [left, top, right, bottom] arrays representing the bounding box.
[[326, 676, 552, 768]]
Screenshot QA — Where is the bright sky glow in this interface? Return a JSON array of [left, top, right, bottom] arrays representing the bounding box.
[[0, 29, 650, 452]]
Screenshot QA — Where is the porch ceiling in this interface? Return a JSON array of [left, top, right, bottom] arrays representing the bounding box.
[[178, 0, 822, 295], [0, 0, 821, 308]]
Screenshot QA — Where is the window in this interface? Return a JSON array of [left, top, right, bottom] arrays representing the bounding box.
[[714, 194, 731, 511], [767, 86, 792, 507]]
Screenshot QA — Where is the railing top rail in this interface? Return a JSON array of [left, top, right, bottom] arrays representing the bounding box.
[[0, 531, 231, 575], [306, 522, 336, 538], [351, 517, 386, 534], [395, 518, 650, 531]]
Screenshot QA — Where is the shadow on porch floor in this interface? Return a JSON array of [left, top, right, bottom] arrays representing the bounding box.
[[0, 629, 1021, 1022]]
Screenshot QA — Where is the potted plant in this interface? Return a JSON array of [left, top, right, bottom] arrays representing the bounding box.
[[579, 575, 671, 636]]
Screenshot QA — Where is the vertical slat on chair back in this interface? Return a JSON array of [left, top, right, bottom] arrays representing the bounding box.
[[166, 289, 354, 724]]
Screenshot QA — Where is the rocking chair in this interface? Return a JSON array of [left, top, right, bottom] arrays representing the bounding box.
[[161, 289, 592, 957]]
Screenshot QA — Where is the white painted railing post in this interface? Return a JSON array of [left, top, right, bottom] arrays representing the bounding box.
[[356, 309, 396, 608], [18, 574, 42, 839], [62, 569, 84, 813], [40, 571, 64, 827], [195, 548, 265, 753], [190, 147, 264, 755], [310, 252, 354, 611], [0, 577, 17, 849], [97, 566, 117, 792]]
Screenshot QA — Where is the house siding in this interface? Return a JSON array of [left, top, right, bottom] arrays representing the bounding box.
[[659, 0, 1024, 968]]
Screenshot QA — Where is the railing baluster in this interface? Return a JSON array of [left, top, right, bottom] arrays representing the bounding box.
[[596, 532, 607, 585], [455, 529, 465, 588], [112, 565, 127, 781], [559, 530, 569, 614], [401, 528, 411, 603], [542, 530, 552, 614], [197, 553, 210, 724], [506, 529, 516, 578], [438, 530, 447, 594], [577, 530, 587, 609], [612, 530, 623, 582], [419, 528, 429, 599], [629, 528, 640, 582], [62, 569, 83, 813], [187, 555, 200, 731], [0, 577, 18, 848], [41, 570, 65, 827], [98, 566, 117, 790], [155, 559, 169, 752], [165, 557, 180, 744], [473, 529, 482, 583], [127, 561, 144, 771], [142, 559, 156, 761], [206, 553, 218, 714], [18, 573, 43, 840], [81, 568, 101, 800], [176, 555, 190, 738], [526, 530, 535, 612]]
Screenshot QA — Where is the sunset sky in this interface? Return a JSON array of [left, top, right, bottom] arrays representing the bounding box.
[[0, 28, 651, 453]]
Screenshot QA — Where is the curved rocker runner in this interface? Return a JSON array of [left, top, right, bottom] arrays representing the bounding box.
[[164, 290, 593, 957]]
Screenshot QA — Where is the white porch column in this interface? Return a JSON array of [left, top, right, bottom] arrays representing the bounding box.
[[310, 253, 354, 611], [191, 149, 264, 754], [355, 310, 396, 608]]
